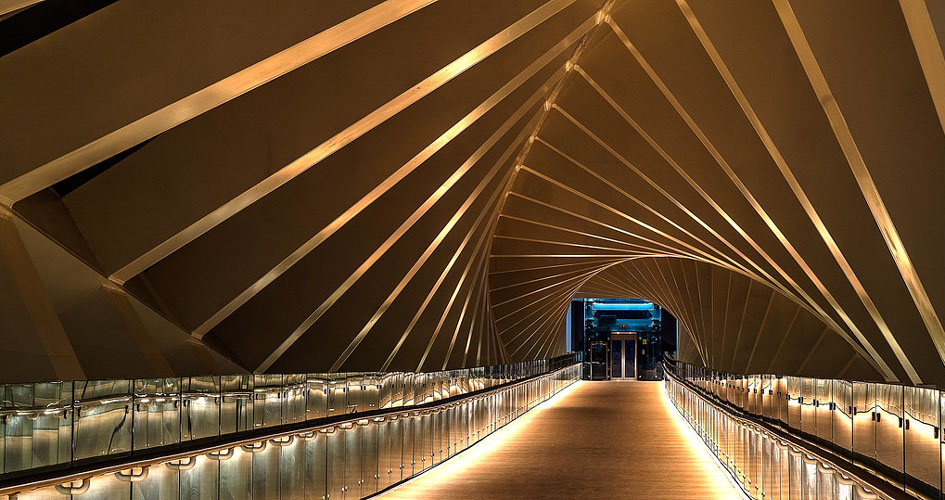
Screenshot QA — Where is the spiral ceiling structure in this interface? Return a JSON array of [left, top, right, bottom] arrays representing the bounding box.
[[0, 0, 942, 385]]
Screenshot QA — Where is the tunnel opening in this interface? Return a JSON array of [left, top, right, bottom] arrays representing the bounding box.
[[566, 297, 677, 381]]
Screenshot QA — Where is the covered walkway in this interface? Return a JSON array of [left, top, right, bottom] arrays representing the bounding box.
[[378, 381, 741, 500]]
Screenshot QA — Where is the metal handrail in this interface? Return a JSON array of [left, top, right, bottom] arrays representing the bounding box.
[[664, 365, 913, 500], [0, 362, 581, 497]]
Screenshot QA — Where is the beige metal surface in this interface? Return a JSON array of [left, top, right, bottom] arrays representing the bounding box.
[[378, 381, 741, 500]]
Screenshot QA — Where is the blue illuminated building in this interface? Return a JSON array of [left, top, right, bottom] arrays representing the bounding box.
[[577, 298, 664, 381]]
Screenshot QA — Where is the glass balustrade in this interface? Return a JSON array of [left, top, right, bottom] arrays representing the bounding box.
[[667, 360, 943, 499], [0, 354, 579, 482], [0, 363, 581, 500]]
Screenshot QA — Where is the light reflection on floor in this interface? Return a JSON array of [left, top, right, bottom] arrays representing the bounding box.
[[378, 381, 741, 500]]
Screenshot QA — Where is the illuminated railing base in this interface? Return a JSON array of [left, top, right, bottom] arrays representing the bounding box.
[[664, 368, 906, 500], [0, 354, 579, 483], [668, 358, 943, 500], [0, 364, 581, 500]]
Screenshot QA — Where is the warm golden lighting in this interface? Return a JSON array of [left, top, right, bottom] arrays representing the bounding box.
[[378, 382, 581, 498], [660, 384, 751, 500], [380, 382, 744, 499]]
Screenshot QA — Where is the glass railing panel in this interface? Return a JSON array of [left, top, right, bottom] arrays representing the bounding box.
[[786, 448, 801, 497], [777, 441, 791, 500], [219, 446, 251, 500], [180, 454, 219, 500], [817, 463, 836, 500], [419, 412, 433, 472], [416, 375, 430, 406], [427, 377, 438, 403], [403, 411, 417, 478], [346, 376, 364, 417], [800, 378, 816, 437], [741, 377, 749, 411], [0, 400, 5, 474], [504, 389, 512, 426], [363, 375, 380, 414], [771, 442, 785, 500], [1, 380, 73, 473], [279, 435, 305, 500], [10, 408, 50, 474], [904, 386, 940, 497], [438, 408, 450, 465], [459, 402, 470, 453], [773, 377, 786, 424], [325, 427, 344, 500], [181, 376, 220, 442], [749, 376, 761, 415], [361, 418, 379, 497], [135, 460, 180, 500], [452, 403, 462, 456], [815, 378, 833, 443], [42, 382, 72, 469], [221, 374, 253, 434], [874, 384, 904, 476], [436, 375, 448, 401], [787, 376, 802, 431], [733, 422, 744, 484], [396, 415, 409, 484], [252, 374, 283, 429], [716, 408, 723, 455], [81, 465, 131, 500], [73, 379, 132, 461], [342, 423, 361, 499], [133, 377, 180, 451], [747, 429, 759, 498], [302, 431, 327, 500], [761, 376, 773, 419], [305, 375, 327, 421], [402, 374, 415, 408], [833, 380, 853, 455], [284, 374, 307, 425], [836, 475, 856, 500], [376, 418, 395, 491], [743, 425, 752, 492], [469, 400, 478, 448], [765, 434, 777, 499], [803, 453, 819, 499], [378, 374, 394, 410], [395, 373, 407, 406], [251, 439, 281, 500], [434, 409, 447, 464], [759, 435, 770, 499], [446, 374, 457, 399], [326, 376, 345, 418], [719, 409, 730, 467], [339, 425, 363, 498], [444, 407, 455, 460], [852, 381, 876, 465], [482, 396, 491, 441]]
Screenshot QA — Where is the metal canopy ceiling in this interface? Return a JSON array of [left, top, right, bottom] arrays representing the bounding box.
[[0, 0, 942, 385]]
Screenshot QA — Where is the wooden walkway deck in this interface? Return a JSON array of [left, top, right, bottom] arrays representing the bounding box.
[[377, 380, 741, 500]]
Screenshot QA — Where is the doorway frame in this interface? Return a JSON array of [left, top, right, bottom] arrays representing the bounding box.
[[608, 332, 638, 380]]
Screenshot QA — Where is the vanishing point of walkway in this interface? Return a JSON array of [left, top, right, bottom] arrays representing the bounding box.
[[378, 381, 741, 500]]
